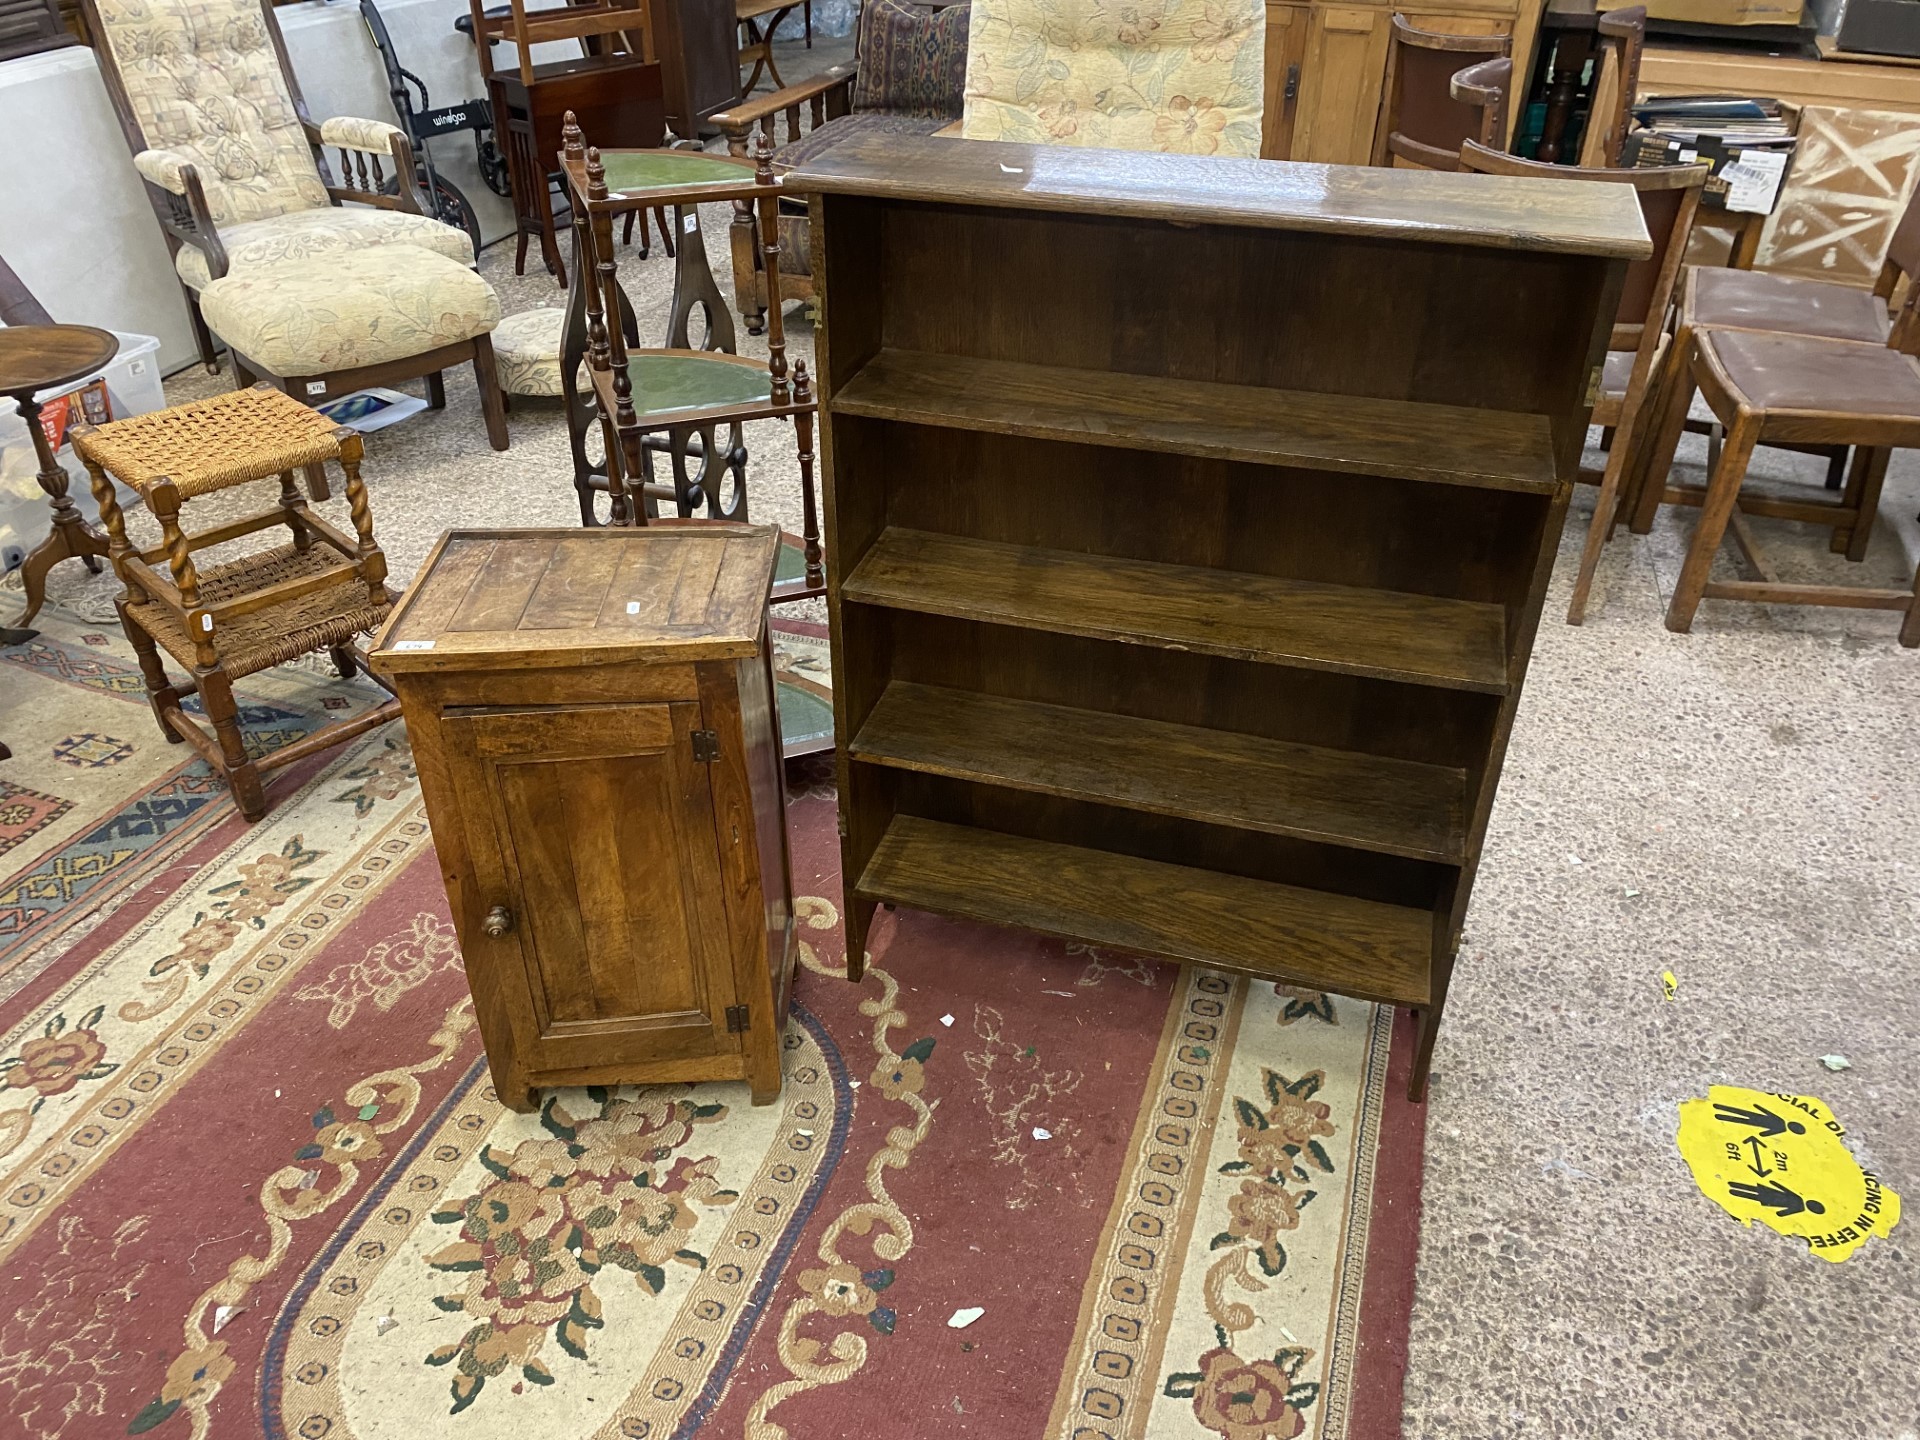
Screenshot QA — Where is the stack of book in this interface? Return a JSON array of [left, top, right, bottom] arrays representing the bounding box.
[[1621, 95, 1796, 212]]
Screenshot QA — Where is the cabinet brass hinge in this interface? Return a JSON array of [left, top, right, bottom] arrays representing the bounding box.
[[691, 729, 720, 762], [725, 1004, 750, 1033]]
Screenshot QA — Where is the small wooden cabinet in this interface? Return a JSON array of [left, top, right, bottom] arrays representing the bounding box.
[[370, 526, 794, 1110], [1262, 0, 1541, 163]]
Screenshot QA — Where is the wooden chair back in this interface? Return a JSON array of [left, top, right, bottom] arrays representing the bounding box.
[[1449, 57, 1512, 158], [1461, 139, 1704, 353], [467, 0, 655, 86], [1875, 181, 1920, 350], [1373, 17, 1511, 170], [0, 253, 54, 328], [1576, 5, 1645, 168]]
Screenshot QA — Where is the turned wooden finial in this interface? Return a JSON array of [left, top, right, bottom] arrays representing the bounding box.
[[794, 359, 812, 403], [752, 126, 775, 187], [563, 111, 585, 162], [586, 145, 608, 202]]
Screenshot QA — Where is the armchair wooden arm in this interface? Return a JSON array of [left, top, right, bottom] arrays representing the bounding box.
[[713, 66, 855, 154], [715, 67, 853, 333], [135, 150, 232, 282], [302, 118, 426, 215]]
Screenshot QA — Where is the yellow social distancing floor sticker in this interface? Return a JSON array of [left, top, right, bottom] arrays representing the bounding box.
[[1677, 1085, 1901, 1262]]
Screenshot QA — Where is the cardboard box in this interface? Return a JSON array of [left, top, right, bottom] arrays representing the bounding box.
[[1604, 0, 1804, 24]]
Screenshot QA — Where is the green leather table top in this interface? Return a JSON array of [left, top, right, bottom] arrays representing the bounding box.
[[628, 352, 770, 417], [597, 151, 755, 195]]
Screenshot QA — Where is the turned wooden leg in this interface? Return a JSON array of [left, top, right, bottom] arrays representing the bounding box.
[[1667, 410, 1762, 634], [10, 392, 110, 629], [330, 644, 359, 679], [200, 665, 266, 820], [117, 598, 185, 743]]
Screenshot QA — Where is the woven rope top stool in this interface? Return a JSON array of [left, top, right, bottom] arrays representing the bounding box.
[[72, 383, 404, 820]]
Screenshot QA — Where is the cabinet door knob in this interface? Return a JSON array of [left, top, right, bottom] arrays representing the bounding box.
[[482, 904, 514, 938]]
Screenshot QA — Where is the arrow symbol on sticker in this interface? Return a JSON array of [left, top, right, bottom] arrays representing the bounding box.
[[1742, 1135, 1771, 1177]]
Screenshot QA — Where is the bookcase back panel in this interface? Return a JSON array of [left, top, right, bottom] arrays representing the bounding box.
[[871, 421, 1550, 608], [882, 611, 1498, 772], [861, 199, 1612, 421], [880, 767, 1455, 913]]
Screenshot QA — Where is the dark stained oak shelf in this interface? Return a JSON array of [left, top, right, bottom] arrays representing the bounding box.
[[850, 682, 1469, 863], [855, 816, 1435, 1008], [841, 528, 1512, 693], [791, 142, 1630, 1101], [831, 348, 1561, 493]]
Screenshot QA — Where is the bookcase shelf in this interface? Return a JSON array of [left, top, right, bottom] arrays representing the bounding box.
[[792, 134, 1643, 1102], [833, 348, 1561, 493], [844, 528, 1512, 693], [856, 816, 1436, 1008], [850, 681, 1469, 863]]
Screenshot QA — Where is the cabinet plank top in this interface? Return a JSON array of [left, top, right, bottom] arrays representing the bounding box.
[[370, 526, 780, 672], [784, 134, 1652, 259]]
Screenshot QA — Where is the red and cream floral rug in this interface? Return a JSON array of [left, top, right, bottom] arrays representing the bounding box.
[[0, 605, 1425, 1440]]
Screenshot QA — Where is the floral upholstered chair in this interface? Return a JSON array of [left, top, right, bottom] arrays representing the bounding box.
[[962, 0, 1265, 155], [85, 0, 479, 371], [83, 0, 508, 448], [714, 0, 970, 332]]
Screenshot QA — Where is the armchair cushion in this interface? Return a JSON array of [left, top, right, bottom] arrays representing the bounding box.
[[133, 147, 191, 195], [319, 116, 406, 153], [852, 0, 970, 119], [961, 0, 1265, 156], [95, 0, 330, 226], [172, 206, 477, 290], [200, 244, 500, 375]]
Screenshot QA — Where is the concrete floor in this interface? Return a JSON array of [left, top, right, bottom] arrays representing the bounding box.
[[29, 46, 1920, 1434]]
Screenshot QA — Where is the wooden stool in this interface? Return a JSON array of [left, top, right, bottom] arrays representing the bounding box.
[[1665, 328, 1920, 644], [72, 384, 405, 819]]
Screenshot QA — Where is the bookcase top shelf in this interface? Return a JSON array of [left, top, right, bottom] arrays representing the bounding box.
[[785, 134, 1652, 259]]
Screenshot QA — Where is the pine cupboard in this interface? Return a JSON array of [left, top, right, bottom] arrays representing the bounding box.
[[369, 526, 794, 1111], [1263, 0, 1542, 162], [789, 135, 1647, 1101]]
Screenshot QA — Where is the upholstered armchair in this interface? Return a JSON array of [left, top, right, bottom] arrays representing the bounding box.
[[84, 0, 479, 371], [714, 0, 969, 333]]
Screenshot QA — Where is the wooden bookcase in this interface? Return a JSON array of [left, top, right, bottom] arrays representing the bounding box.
[[790, 136, 1646, 1099]]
